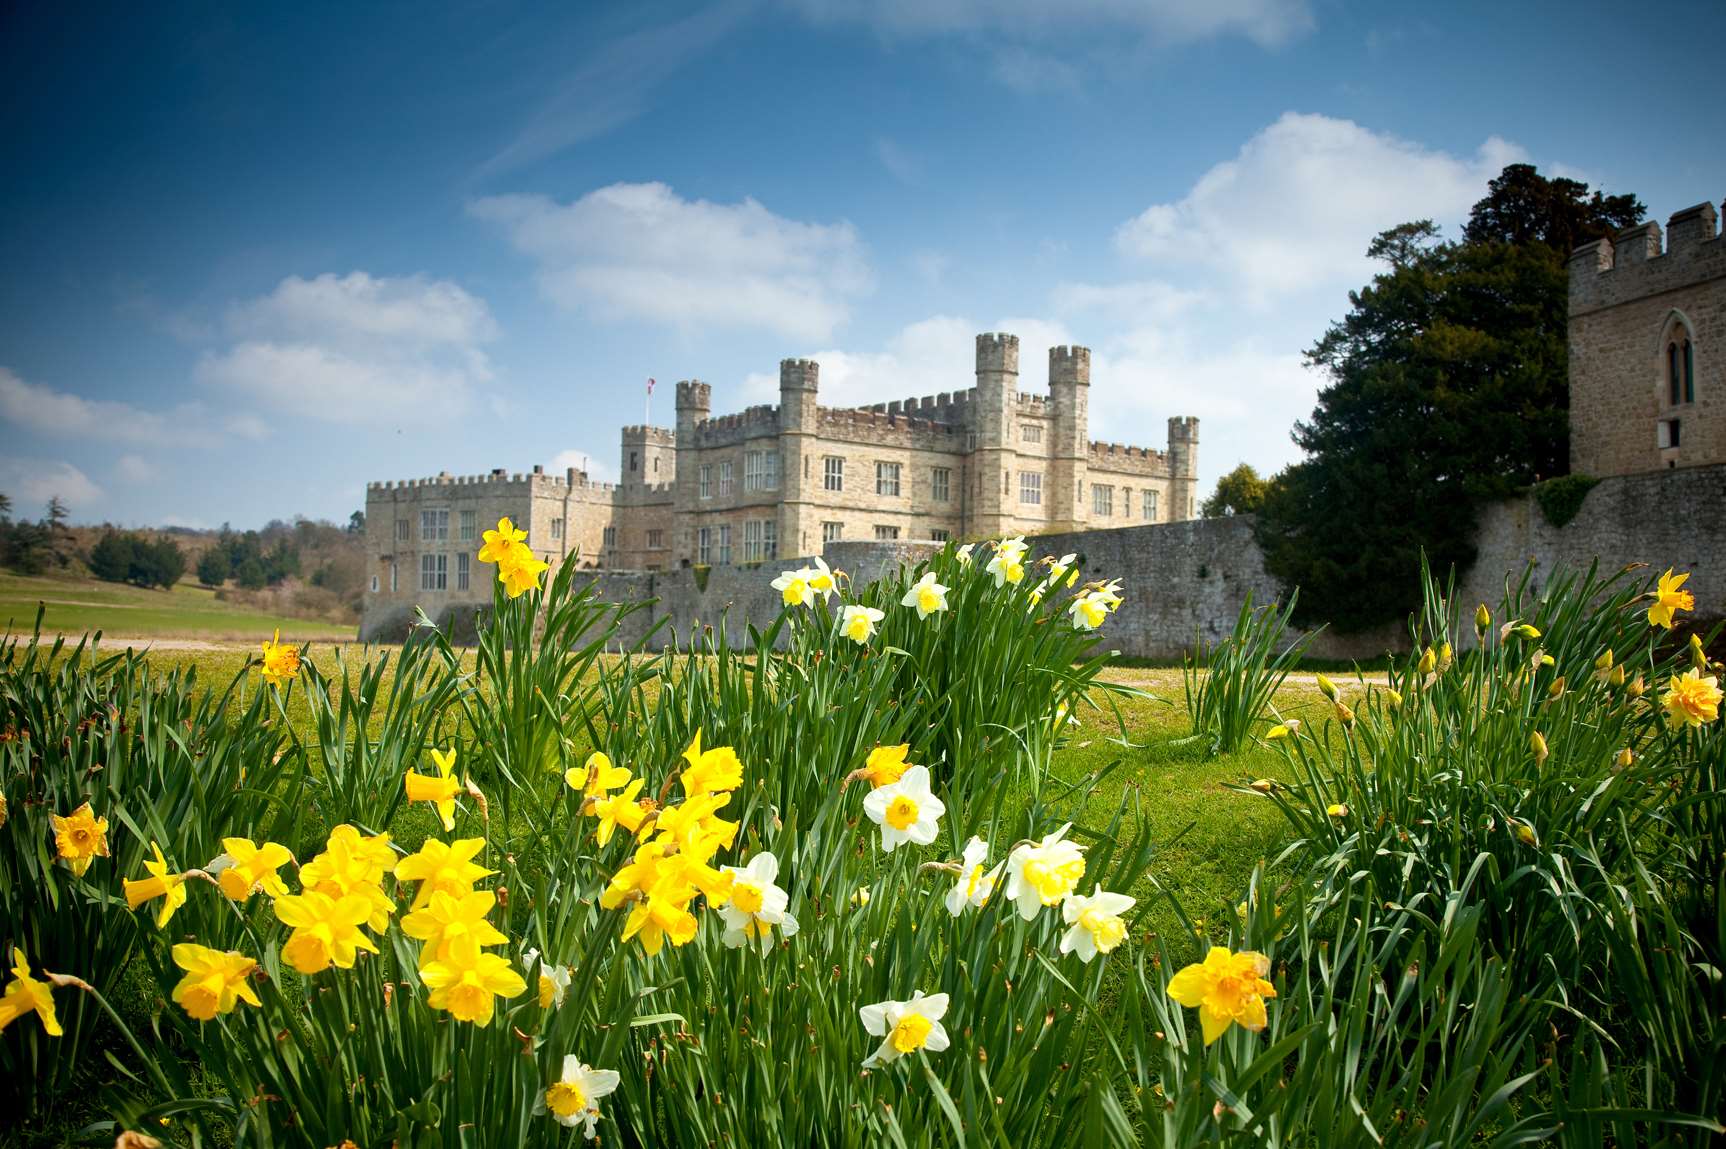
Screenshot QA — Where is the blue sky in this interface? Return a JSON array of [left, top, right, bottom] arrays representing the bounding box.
[[2, 0, 1721, 528]]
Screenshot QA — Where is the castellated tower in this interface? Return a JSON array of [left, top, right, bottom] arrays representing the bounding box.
[[620, 423, 675, 487], [778, 358, 820, 557], [673, 380, 712, 556], [969, 332, 1019, 537], [1167, 416, 1201, 521], [1048, 345, 1091, 531]]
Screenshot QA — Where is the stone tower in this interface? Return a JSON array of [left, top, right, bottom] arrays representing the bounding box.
[[673, 380, 711, 558], [969, 332, 1019, 537], [1048, 345, 1091, 532], [777, 358, 820, 558], [1166, 416, 1200, 521]]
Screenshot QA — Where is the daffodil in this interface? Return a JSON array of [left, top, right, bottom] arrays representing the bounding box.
[[771, 567, 816, 608], [1648, 568, 1695, 629], [590, 777, 648, 846], [860, 990, 950, 1068], [1059, 885, 1135, 962], [1316, 674, 1339, 701], [522, 949, 570, 1008], [497, 546, 549, 598], [405, 747, 463, 832], [1512, 820, 1539, 847], [1004, 824, 1086, 920], [944, 836, 1002, 916], [169, 944, 261, 1020], [1326, 803, 1348, 818], [855, 743, 913, 789], [535, 1055, 620, 1138], [1416, 647, 1437, 675], [300, 824, 396, 930], [1264, 720, 1296, 741], [211, 837, 294, 901], [862, 765, 944, 852], [0, 948, 61, 1036], [401, 889, 509, 964], [123, 841, 187, 928], [680, 731, 744, 797], [1166, 946, 1277, 1044], [259, 630, 302, 687], [807, 556, 838, 601], [275, 890, 379, 974], [985, 537, 1027, 587], [1662, 668, 1722, 728], [719, 852, 798, 952], [477, 517, 527, 564], [51, 801, 109, 876], [840, 604, 885, 644], [1045, 553, 1079, 587], [1475, 603, 1491, 632], [621, 888, 700, 956], [901, 572, 949, 619], [1068, 591, 1110, 631], [420, 936, 527, 1025], [1530, 731, 1549, 765], [395, 837, 495, 911], [955, 543, 974, 565], [565, 750, 630, 798]]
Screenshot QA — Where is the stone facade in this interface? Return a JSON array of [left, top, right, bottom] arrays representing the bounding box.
[[362, 331, 1198, 630], [1569, 200, 1725, 477]]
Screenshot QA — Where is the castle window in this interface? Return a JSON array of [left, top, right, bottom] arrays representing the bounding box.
[[648, 528, 665, 549], [763, 519, 777, 559], [420, 509, 449, 541], [603, 526, 617, 549], [457, 552, 470, 591], [744, 519, 777, 562], [459, 510, 476, 541], [630, 451, 638, 472], [824, 456, 845, 492], [699, 464, 712, 499], [1143, 489, 1157, 521], [931, 467, 950, 502], [822, 521, 844, 543], [370, 574, 379, 593], [1669, 343, 1681, 406], [1660, 419, 1682, 449], [395, 518, 410, 543], [929, 528, 950, 542], [550, 518, 564, 540], [876, 462, 901, 497], [745, 450, 781, 492], [698, 527, 712, 564], [390, 563, 398, 592], [718, 524, 732, 564], [1021, 424, 1043, 444], [1019, 471, 1042, 505], [719, 461, 734, 496], [873, 525, 900, 540], [420, 553, 447, 591], [653, 456, 659, 473], [1684, 340, 1694, 403], [1092, 484, 1114, 516]]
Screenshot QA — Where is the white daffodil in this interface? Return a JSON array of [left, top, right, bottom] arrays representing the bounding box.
[[944, 836, 1003, 916], [840, 604, 885, 644], [1069, 591, 1109, 630], [955, 543, 975, 565], [522, 947, 569, 1009], [901, 572, 950, 620], [1046, 553, 1079, 587], [1058, 885, 1136, 963], [771, 567, 816, 609], [718, 851, 799, 953], [806, 556, 838, 602], [985, 538, 1027, 587], [1004, 824, 1087, 920], [534, 1055, 621, 1139], [861, 764, 945, 852], [860, 990, 951, 1068]]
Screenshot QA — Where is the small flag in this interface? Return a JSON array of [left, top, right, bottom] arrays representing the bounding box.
[[647, 377, 656, 394]]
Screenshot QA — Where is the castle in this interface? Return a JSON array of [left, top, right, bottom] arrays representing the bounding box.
[[362, 332, 1199, 608]]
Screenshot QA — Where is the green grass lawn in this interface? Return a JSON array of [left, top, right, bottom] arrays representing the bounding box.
[[0, 572, 354, 643]]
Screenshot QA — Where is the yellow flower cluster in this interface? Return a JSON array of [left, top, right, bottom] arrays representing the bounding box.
[[477, 516, 549, 599], [596, 732, 744, 955], [258, 629, 302, 687]]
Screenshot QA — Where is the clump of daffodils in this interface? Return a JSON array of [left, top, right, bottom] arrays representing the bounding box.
[[477, 516, 550, 599], [771, 557, 838, 608]]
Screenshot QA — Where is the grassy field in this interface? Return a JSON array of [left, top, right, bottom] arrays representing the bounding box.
[[0, 572, 354, 643]]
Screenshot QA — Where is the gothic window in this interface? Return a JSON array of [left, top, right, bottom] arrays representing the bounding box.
[[1659, 316, 1697, 456]]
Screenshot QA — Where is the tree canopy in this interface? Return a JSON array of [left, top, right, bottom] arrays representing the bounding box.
[[1202, 463, 1269, 518], [1255, 165, 1643, 632]]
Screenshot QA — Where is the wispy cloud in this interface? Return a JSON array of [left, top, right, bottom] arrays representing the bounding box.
[[875, 137, 921, 184], [0, 367, 258, 446], [0, 457, 103, 513]]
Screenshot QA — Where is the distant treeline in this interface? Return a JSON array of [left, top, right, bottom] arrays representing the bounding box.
[[89, 531, 187, 590]]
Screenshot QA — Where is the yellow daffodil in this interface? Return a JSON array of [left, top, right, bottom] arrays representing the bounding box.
[[1530, 731, 1549, 765], [420, 936, 526, 1025], [1264, 722, 1295, 741], [1004, 824, 1086, 920], [944, 836, 1002, 917], [860, 990, 950, 1068], [1416, 647, 1437, 675], [497, 545, 549, 598], [258, 629, 302, 687], [169, 944, 261, 1020], [1662, 668, 1722, 728], [275, 890, 379, 974], [985, 538, 1026, 587], [851, 885, 871, 908], [535, 1055, 621, 1136], [1512, 820, 1539, 847], [1690, 633, 1709, 671], [300, 824, 396, 931], [679, 731, 744, 797], [901, 572, 949, 619], [1628, 674, 1647, 699], [840, 604, 885, 644], [621, 888, 700, 956], [51, 801, 109, 876], [212, 837, 294, 901], [1068, 590, 1110, 631], [565, 751, 630, 798], [123, 841, 187, 928], [1315, 674, 1339, 701], [0, 948, 62, 1037], [590, 777, 648, 846], [857, 743, 913, 789], [395, 837, 495, 911], [405, 747, 463, 832], [401, 888, 509, 965], [1475, 603, 1491, 632], [861, 765, 945, 852], [1166, 946, 1277, 1044], [1326, 803, 1348, 818], [1647, 568, 1695, 630], [1383, 688, 1404, 709], [1437, 643, 1453, 672], [1059, 885, 1135, 963], [1615, 748, 1634, 769], [477, 517, 527, 564]]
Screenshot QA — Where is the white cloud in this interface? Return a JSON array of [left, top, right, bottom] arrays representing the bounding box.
[[1114, 112, 1526, 303], [115, 454, 158, 483], [789, 0, 1313, 48], [0, 458, 103, 514], [740, 315, 977, 408], [197, 272, 497, 427], [472, 183, 872, 341], [549, 449, 619, 485], [1050, 279, 1205, 325], [910, 250, 951, 285], [0, 367, 263, 448]]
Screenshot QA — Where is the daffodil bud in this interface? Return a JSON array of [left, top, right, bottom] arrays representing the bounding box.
[[1594, 649, 1614, 672], [1690, 633, 1707, 670], [1608, 664, 1625, 687], [1316, 674, 1338, 701], [1384, 688, 1403, 708], [1475, 603, 1491, 632], [1437, 643, 1453, 672], [1514, 624, 1541, 640], [1615, 748, 1634, 769], [1513, 822, 1538, 847], [1417, 647, 1437, 675], [1530, 731, 1549, 765], [1326, 803, 1348, 818], [1547, 676, 1566, 700], [1628, 674, 1646, 699]]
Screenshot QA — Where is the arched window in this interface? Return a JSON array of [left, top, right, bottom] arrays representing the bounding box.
[[1683, 340, 1695, 403], [1668, 342, 1681, 405]]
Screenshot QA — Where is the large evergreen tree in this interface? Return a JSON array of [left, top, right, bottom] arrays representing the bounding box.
[[1256, 166, 1643, 632]]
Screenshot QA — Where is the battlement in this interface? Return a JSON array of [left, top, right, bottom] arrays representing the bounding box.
[[859, 388, 974, 425], [1015, 391, 1048, 413], [621, 424, 676, 444], [817, 404, 964, 449], [366, 467, 627, 495], [1570, 200, 1725, 314], [676, 379, 712, 410], [780, 357, 819, 392], [1050, 345, 1091, 386], [1168, 415, 1200, 441], [976, 332, 1020, 375]]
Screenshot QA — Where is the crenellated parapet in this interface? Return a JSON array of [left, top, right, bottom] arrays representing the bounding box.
[[1570, 201, 1724, 315], [816, 406, 965, 450], [691, 404, 783, 447], [1087, 440, 1171, 476]]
